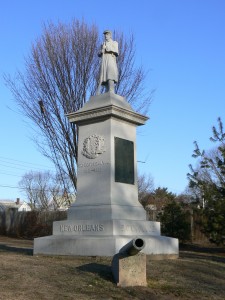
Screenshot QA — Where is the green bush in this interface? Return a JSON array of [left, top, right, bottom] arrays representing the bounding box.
[[158, 201, 191, 243]]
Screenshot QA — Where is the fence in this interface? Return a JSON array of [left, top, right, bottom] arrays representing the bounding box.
[[147, 208, 209, 244], [0, 209, 67, 239], [0, 208, 209, 244], [190, 210, 209, 244]]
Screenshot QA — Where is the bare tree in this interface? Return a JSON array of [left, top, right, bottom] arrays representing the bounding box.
[[18, 172, 39, 210], [5, 19, 152, 193], [19, 171, 74, 211], [138, 173, 154, 205]]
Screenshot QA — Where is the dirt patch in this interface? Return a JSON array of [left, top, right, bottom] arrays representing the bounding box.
[[0, 236, 225, 300]]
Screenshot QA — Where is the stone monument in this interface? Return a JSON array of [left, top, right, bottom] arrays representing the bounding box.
[[34, 30, 179, 257]]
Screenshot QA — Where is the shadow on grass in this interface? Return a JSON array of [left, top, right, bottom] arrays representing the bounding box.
[[77, 263, 113, 282], [0, 244, 33, 255], [180, 251, 225, 264], [180, 243, 225, 254], [180, 243, 225, 264]]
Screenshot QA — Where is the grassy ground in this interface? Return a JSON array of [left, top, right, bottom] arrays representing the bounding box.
[[0, 236, 225, 300]]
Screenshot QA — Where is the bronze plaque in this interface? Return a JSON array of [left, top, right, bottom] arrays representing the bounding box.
[[115, 137, 134, 184]]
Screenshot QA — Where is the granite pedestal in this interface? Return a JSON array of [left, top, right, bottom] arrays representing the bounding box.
[[112, 252, 147, 287], [34, 92, 179, 257]]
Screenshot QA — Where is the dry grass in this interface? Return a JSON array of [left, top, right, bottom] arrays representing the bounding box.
[[0, 236, 225, 300]]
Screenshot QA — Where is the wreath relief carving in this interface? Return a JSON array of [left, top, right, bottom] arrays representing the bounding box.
[[82, 134, 106, 159]]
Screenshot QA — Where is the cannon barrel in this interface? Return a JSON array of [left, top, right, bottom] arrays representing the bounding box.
[[127, 237, 145, 256]]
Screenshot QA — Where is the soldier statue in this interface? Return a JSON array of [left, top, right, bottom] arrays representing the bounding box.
[[97, 30, 119, 94]]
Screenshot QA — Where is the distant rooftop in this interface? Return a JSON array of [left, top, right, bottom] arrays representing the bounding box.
[[0, 198, 28, 210]]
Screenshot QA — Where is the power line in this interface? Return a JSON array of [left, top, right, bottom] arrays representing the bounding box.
[[0, 157, 56, 179], [0, 184, 20, 190], [0, 159, 47, 170], [0, 156, 56, 170], [0, 163, 37, 172], [0, 171, 22, 178], [0, 183, 67, 193]]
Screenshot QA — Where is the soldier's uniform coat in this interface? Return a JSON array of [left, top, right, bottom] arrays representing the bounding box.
[[99, 40, 119, 85]]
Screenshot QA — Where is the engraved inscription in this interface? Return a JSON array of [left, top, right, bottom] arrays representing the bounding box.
[[78, 160, 110, 174], [78, 160, 110, 168], [82, 135, 106, 159], [120, 224, 157, 234], [83, 167, 101, 173], [60, 224, 104, 232]]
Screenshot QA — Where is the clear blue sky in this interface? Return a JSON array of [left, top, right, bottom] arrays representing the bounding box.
[[1, 0, 225, 200]]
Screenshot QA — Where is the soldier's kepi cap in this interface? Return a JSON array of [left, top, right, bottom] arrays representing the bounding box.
[[103, 29, 112, 35]]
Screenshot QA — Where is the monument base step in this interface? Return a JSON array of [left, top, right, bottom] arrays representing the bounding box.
[[34, 235, 179, 257], [52, 219, 161, 236]]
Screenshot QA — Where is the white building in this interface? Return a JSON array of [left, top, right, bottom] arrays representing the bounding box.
[[0, 198, 31, 212]]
